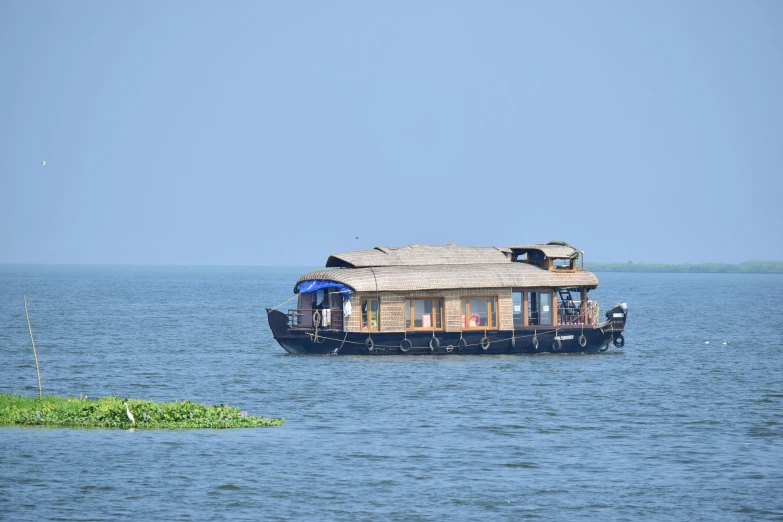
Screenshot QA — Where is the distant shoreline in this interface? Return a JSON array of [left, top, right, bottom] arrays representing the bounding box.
[[1, 262, 782, 274], [585, 261, 783, 274]]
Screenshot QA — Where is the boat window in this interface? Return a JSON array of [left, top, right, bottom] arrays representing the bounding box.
[[512, 292, 524, 327], [460, 298, 497, 329], [361, 299, 379, 331], [330, 291, 343, 309], [405, 299, 443, 330], [527, 291, 552, 326], [553, 258, 574, 270]]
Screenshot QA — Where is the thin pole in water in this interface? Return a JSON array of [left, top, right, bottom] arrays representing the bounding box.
[[23, 295, 42, 400]]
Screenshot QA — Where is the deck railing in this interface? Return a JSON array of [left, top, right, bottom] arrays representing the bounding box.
[[288, 308, 344, 330], [287, 302, 598, 330], [557, 300, 600, 326]]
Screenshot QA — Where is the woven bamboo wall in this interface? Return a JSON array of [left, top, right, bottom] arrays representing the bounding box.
[[345, 288, 513, 333]]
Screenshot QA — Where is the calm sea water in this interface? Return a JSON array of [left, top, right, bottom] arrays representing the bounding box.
[[1, 266, 782, 521]]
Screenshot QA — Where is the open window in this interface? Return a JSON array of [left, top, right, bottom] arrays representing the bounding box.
[[514, 250, 545, 268], [553, 258, 576, 271]]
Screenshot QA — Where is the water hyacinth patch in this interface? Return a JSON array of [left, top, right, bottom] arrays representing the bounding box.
[[0, 394, 283, 429]]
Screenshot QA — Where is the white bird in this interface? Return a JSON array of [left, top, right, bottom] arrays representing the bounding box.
[[41, 161, 46, 166], [124, 402, 135, 424]]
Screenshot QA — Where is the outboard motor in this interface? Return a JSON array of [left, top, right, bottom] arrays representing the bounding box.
[[605, 302, 628, 329], [605, 303, 628, 348]]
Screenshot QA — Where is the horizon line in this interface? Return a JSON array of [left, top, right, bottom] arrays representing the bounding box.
[[1, 260, 781, 267]]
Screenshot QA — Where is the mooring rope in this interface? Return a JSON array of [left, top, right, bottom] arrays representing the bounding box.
[[269, 295, 298, 311], [332, 332, 348, 355]]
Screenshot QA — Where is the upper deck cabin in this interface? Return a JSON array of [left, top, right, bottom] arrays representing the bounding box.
[[290, 241, 600, 333]]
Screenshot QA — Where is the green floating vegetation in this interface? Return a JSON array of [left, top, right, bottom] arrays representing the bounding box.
[[585, 260, 783, 274], [0, 394, 283, 429]]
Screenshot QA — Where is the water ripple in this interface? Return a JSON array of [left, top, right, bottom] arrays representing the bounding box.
[[1, 268, 782, 520]]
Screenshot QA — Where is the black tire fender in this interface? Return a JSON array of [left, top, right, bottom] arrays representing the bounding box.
[[480, 337, 491, 351], [552, 338, 562, 352], [457, 338, 467, 351], [365, 338, 374, 352], [400, 339, 411, 353], [613, 334, 625, 348], [578, 334, 588, 348], [532, 336, 539, 352], [429, 337, 440, 351]]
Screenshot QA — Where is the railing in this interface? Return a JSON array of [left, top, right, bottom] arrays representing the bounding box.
[[557, 300, 600, 326], [287, 302, 599, 330], [288, 308, 344, 330]]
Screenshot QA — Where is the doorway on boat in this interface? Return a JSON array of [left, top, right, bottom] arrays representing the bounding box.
[[297, 288, 344, 329], [527, 291, 552, 326], [557, 288, 581, 324]]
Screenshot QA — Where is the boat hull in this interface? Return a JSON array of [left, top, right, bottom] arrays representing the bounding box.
[[266, 309, 626, 355]]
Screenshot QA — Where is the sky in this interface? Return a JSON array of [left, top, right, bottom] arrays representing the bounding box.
[[1, 1, 781, 265]]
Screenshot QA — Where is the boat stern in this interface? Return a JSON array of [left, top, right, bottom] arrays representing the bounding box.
[[605, 302, 629, 330], [602, 302, 628, 348]]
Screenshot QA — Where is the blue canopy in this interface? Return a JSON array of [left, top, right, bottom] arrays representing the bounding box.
[[296, 279, 353, 300]]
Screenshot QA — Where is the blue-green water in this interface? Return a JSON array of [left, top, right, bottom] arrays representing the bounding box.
[[1, 266, 782, 521]]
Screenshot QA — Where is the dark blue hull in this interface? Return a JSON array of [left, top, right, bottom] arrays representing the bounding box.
[[267, 309, 626, 355]]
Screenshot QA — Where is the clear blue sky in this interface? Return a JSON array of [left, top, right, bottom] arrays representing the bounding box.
[[2, 1, 781, 265]]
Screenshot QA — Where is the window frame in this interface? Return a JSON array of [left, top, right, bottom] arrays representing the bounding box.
[[460, 297, 498, 329], [405, 298, 443, 330], [360, 298, 379, 331], [512, 291, 525, 327]]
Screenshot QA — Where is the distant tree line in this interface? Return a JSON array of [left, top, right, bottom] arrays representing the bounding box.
[[584, 261, 783, 274]]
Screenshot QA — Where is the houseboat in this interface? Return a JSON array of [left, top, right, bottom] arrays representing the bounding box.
[[266, 241, 628, 355]]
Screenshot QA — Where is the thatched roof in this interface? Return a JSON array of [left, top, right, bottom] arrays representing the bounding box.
[[326, 243, 511, 268], [296, 263, 598, 294], [509, 241, 580, 259]]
